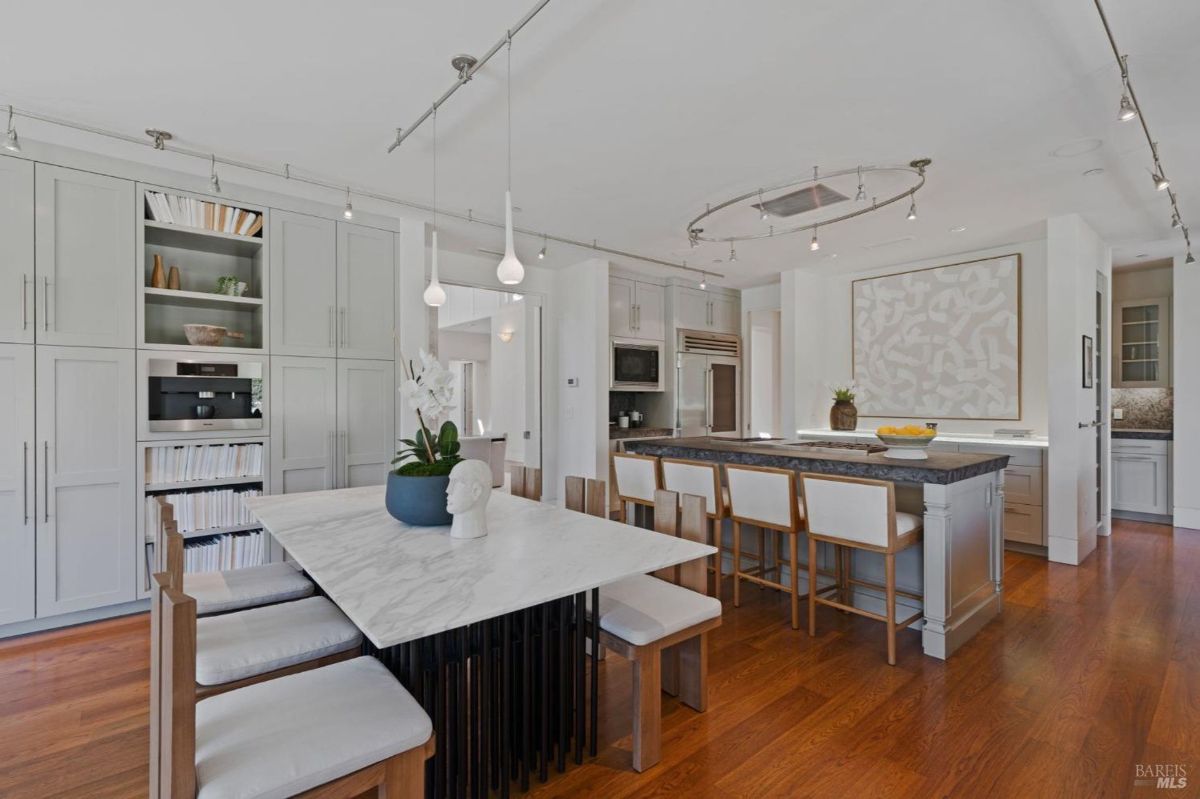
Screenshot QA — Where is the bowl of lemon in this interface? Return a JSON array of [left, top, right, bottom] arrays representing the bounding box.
[[875, 424, 938, 460]]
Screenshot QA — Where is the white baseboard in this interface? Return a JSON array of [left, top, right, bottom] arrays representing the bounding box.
[[0, 600, 148, 640], [1173, 506, 1200, 530]]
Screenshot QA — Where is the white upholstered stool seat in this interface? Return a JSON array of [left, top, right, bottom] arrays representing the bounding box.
[[895, 511, 922, 536], [186, 561, 314, 616], [194, 656, 432, 799], [195, 596, 363, 686], [598, 574, 722, 647]]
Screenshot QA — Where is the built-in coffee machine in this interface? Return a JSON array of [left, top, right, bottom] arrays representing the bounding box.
[[146, 358, 264, 432]]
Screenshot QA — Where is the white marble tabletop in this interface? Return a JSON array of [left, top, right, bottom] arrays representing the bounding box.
[[243, 486, 716, 649]]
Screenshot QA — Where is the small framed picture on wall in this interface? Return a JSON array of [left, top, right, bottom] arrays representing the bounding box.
[[1081, 334, 1094, 388]]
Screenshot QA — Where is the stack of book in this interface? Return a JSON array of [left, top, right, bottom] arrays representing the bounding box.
[[144, 190, 263, 237], [147, 487, 263, 534], [183, 530, 266, 573], [146, 443, 264, 484]]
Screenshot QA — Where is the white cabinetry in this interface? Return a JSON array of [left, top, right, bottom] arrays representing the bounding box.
[[35, 165, 135, 349], [36, 346, 136, 616], [0, 345, 35, 624], [609, 277, 665, 340], [674, 287, 739, 334], [1111, 438, 1170, 515], [337, 223, 395, 360], [270, 211, 337, 357], [1114, 299, 1170, 388], [338, 359, 396, 487], [0, 158, 34, 345]]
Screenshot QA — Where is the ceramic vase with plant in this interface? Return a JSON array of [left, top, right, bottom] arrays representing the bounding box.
[[829, 383, 859, 431], [386, 350, 462, 525]]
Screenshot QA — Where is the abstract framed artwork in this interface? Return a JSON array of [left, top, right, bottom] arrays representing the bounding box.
[[852, 254, 1022, 420]]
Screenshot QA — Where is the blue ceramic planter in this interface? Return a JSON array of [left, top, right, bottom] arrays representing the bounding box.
[[385, 472, 452, 526]]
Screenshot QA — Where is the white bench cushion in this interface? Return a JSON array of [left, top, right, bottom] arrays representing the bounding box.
[[195, 656, 431, 799], [599, 574, 721, 646], [195, 596, 363, 686], [186, 562, 314, 616], [897, 511, 922, 536]]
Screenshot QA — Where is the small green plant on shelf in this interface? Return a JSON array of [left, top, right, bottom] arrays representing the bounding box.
[[829, 383, 857, 403], [392, 350, 462, 477]]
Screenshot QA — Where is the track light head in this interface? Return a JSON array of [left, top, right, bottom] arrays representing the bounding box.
[[537, 245, 546, 260], [809, 231, 820, 252], [3, 106, 18, 153], [1172, 214, 1182, 229], [1187, 251, 1196, 265], [698, 272, 707, 291], [729, 244, 738, 262], [208, 154, 221, 194], [342, 187, 354, 220], [1118, 93, 1137, 122], [1152, 172, 1170, 191]]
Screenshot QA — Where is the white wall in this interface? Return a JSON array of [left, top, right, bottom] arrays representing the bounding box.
[[1173, 253, 1200, 529], [741, 284, 782, 437], [555, 259, 610, 485], [489, 304, 527, 462]]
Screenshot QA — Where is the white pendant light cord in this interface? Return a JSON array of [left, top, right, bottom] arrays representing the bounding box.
[[496, 32, 525, 285], [423, 105, 448, 306], [507, 32, 513, 196]]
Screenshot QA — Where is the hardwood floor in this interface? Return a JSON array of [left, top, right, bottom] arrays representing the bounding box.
[[2, 519, 1197, 798]]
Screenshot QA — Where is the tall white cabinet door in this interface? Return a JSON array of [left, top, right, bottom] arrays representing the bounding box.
[[710, 295, 740, 334], [633, 282, 665, 340], [270, 211, 337, 357], [338, 359, 395, 488], [609, 277, 635, 338], [675, 288, 711, 331], [0, 158, 34, 345], [337, 224, 395, 361], [0, 345, 35, 624], [270, 356, 338, 494], [34, 165, 135, 348], [36, 346, 135, 617]]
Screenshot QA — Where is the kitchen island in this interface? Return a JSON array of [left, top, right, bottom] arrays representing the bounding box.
[[624, 436, 1010, 659]]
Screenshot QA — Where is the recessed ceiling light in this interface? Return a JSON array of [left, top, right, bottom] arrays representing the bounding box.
[[950, 225, 967, 233], [1051, 139, 1103, 158], [1083, 168, 1105, 177]]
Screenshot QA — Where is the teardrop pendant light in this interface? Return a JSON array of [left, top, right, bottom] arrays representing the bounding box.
[[496, 35, 525, 286], [423, 107, 447, 307]]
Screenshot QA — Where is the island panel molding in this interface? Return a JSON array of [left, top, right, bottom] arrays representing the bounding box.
[[852, 254, 1022, 420]]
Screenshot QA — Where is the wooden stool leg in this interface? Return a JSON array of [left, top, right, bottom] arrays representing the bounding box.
[[632, 652, 662, 772], [732, 521, 742, 607], [661, 644, 680, 697], [757, 527, 766, 589], [678, 632, 708, 712], [885, 551, 897, 666], [381, 744, 429, 798], [807, 536, 818, 636], [711, 517, 722, 601], [789, 532, 799, 630]]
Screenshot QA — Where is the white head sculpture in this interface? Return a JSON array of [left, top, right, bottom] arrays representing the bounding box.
[[446, 459, 493, 539]]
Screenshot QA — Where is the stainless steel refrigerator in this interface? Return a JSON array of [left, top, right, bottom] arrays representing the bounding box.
[[675, 330, 741, 437]]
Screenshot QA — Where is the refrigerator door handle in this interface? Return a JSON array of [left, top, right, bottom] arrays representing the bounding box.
[[705, 368, 713, 432]]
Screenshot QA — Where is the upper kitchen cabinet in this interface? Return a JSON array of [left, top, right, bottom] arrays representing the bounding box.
[[337, 223, 396, 360], [0, 157, 34, 345], [270, 211, 337, 357], [609, 276, 664, 341], [1114, 297, 1170, 388], [674, 286, 740, 334], [35, 165, 136, 348]]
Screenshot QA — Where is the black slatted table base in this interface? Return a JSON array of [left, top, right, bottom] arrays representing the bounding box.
[[367, 589, 601, 798]]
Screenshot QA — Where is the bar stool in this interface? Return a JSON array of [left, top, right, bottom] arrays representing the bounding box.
[[660, 457, 726, 599], [510, 465, 542, 500], [800, 473, 924, 665], [611, 452, 661, 526], [724, 464, 807, 629]]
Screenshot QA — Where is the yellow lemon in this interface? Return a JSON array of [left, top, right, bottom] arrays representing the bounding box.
[[877, 425, 897, 435]]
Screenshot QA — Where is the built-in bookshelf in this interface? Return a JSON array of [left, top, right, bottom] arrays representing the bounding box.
[[137, 184, 268, 353]]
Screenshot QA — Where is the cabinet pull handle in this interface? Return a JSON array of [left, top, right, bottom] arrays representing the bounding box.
[[42, 441, 49, 522], [341, 430, 349, 487], [328, 306, 334, 348], [22, 442, 28, 524], [42, 277, 50, 331], [340, 307, 347, 348], [330, 430, 337, 488], [634, 304, 640, 331], [21, 274, 28, 330]]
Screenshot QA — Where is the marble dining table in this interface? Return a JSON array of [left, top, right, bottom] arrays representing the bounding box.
[[243, 484, 715, 798]]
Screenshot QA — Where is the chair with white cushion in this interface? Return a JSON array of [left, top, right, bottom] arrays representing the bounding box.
[[724, 463, 810, 629], [800, 473, 924, 665], [156, 496, 313, 616], [660, 457, 726, 599], [611, 452, 661, 526], [150, 573, 434, 799]]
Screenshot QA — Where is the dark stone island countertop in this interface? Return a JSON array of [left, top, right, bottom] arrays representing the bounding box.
[[1111, 429, 1173, 441], [624, 437, 1009, 485]]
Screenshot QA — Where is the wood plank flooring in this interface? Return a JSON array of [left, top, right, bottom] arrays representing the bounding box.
[[1, 519, 1197, 798]]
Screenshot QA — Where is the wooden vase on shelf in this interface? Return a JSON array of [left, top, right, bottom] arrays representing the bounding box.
[[166, 266, 181, 291], [150, 254, 167, 289], [830, 399, 858, 431]]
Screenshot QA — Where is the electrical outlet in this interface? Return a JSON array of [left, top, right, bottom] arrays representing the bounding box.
[[566, 377, 579, 387], [1112, 408, 1124, 420]]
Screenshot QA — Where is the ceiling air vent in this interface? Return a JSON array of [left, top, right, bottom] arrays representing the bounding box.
[[753, 184, 850, 218]]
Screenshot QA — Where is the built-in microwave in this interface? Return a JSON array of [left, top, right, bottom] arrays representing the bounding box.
[[611, 338, 663, 391], [146, 357, 265, 433]]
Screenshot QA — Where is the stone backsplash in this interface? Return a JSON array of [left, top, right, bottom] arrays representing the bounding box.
[[1111, 387, 1172, 430]]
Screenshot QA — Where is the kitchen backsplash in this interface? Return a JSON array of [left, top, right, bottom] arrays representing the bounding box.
[[1111, 387, 1172, 430]]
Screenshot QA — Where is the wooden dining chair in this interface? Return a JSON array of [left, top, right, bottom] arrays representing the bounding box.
[[150, 572, 435, 798], [800, 473, 924, 665], [564, 475, 607, 518], [155, 496, 314, 616], [164, 529, 362, 699], [509, 465, 542, 500]]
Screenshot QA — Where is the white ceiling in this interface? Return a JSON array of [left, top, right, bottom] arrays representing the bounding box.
[[3, 0, 1197, 286]]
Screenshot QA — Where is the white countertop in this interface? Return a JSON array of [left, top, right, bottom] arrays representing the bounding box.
[[244, 486, 715, 649], [795, 428, 1050, 449]]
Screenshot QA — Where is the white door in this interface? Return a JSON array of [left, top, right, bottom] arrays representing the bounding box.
[[0, 157, 34, 345], [34, 165, 135, 348], [609, 277, 634, 338], [337, 223, 395, 360], [270, 356, 338, 494], [523, 299, 543, 469], [676, 288, 711, 331], [270, 211, 336, 357], [710, 295, 740, 334], [36, 346, 135, 617], [338, 359, 395, 487], [0, 344, 35, 624], [633, 282, 665, 340]]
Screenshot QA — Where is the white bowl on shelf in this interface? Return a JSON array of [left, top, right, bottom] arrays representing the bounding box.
[[875, 433, 937, 460]]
